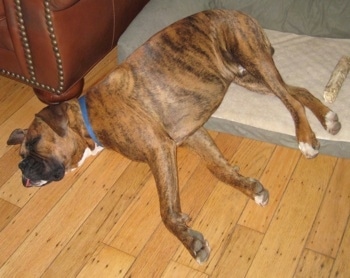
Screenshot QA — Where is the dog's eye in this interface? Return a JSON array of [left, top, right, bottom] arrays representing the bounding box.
[[25, 136, 41, 151]]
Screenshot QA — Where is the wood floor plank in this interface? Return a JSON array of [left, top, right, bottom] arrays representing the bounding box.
[[294, 249, 334, 278], [229, 138, 276, 178], [0, 81, 33, 126], [212, 225, 264, 278], [0, 76, 11, 89], [124, 220, 182, 278], [330, 218, 350, 277], [76, 244, 135, 278], [0, 151, 130, 277], [0, 96, 45, 158], [0, 146, 23, 186], [246, 155, 337, 277], [42, 161, 150, 278], [104, 176, 161, 256], [0, 199, 20, 232], [238, 146, 301, 233], [306, 158, 350, 258], [162, 261, 208, 278], [0, 171, 39, 207]]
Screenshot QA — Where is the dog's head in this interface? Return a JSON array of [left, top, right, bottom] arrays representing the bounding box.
[[7, 103, 90, 187]]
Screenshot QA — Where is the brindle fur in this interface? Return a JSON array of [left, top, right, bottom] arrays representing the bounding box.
[[8, 10, 340, 263]]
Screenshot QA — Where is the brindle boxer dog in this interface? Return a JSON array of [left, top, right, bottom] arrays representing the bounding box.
[[7, 10, 341, 263]]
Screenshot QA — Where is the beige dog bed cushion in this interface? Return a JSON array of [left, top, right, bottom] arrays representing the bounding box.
[[118, 0, 350, 158]]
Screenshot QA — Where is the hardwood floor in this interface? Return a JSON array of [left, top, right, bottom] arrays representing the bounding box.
[[0, 48, 349, 277]]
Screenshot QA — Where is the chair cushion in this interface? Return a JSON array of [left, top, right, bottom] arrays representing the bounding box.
[[0, 9, 13, 51]]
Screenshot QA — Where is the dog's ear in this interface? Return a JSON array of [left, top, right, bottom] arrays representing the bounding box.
[[35, 103, 69, 137], [7, 129, 28, 145]]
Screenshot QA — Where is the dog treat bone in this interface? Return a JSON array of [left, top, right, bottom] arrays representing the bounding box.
[[323, 55, 350, 103]]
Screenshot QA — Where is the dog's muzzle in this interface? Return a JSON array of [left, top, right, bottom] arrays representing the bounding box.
[[18, 156, 65, 187], [21, 175, 48, 187]]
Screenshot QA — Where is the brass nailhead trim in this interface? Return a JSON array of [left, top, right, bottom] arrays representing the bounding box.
[[0, 0, 63, 94], [44, 0, 64, 93], [12, 0, 34, 85]]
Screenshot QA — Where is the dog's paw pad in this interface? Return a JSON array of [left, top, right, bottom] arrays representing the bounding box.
[[299, 142, 319, 159], [325, 111, 341, 135], [194, 240, 210, 264], [188, 229, 211, 264]]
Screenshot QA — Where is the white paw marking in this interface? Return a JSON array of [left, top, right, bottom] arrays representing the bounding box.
[[325, 111, 341, 135], [254, 194, 265, 206], [298, 142, 319, 159], [254, 191, 269, 207]]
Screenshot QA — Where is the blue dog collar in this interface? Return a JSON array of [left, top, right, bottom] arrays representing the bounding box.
[[78, 96, 103, 146]]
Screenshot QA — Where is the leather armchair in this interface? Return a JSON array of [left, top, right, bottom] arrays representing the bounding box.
[[0, 0, 149, 104]]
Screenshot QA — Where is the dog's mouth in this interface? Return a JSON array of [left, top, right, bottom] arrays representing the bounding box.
[[22, 175, 49, 187], [18, 155, 65, 188]]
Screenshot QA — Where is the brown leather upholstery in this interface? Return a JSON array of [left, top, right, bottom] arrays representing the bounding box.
[[0, 0, 149, 104]]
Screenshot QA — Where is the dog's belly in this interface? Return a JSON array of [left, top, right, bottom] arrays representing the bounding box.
[[126, 63, 229, 143], [134, 76, 228, 143]]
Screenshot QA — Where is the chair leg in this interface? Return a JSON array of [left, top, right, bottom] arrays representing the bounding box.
[[33, 79, 84, 104]]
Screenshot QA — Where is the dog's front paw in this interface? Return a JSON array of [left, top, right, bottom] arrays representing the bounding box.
[[254, 188, 269, 207], [250, 178, 269, 206], [325, 111, 341, 135], [188, 229, 211, 264], [299, 141, 320, 159]]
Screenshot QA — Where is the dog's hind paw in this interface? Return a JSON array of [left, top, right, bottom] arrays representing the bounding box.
[[325, 111, 341, 135], [188, 229, 211, 264]]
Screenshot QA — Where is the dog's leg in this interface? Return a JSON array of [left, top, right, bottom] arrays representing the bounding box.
[[225, 19, 321, 158], [183, 128, 269, 206], [286, 85, 341, 135], [260, 69, 321, 158], [147, 137, 210, 263], [232, 61, 320, 158]]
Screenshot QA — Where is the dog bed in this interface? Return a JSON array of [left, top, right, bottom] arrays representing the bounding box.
[[117, 1, 350, 158], [206, 30, 350, 158]]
